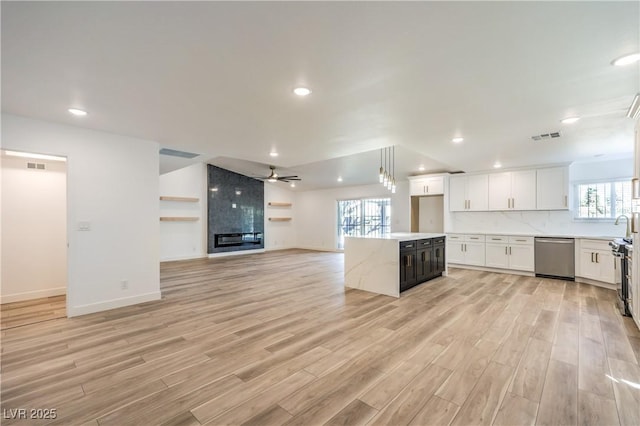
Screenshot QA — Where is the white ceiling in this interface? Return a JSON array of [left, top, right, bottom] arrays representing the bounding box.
[[2, 2, 639, 190]]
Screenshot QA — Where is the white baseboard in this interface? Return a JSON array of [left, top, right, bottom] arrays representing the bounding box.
[[574, 276, 616, 291], [448, 264, 535, 277], [295, 245, 342, 253], [67, 291, 161, 318], [0, 287, 66, 304], [208, 248, 265, 258], [160, 253, 207, 262]]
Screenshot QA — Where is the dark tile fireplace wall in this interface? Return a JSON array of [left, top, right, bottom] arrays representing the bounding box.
[[207, 165, 264, 253]]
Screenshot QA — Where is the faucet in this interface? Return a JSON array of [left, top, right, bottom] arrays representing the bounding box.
[[615, 215, 631, 240]]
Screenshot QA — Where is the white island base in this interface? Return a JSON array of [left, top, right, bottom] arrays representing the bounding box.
[[344, 233, 447, 297]]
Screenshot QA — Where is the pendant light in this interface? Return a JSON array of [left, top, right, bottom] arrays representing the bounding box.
[[379, 150, 384, 183], [391, 146, 396, 193], [383, 148, 389, 186]]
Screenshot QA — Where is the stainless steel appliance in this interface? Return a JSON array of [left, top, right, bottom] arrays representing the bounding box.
[[610, 238, 632, 316], [534, 237, 575, 280]]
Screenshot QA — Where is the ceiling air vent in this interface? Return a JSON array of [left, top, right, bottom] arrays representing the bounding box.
[[26, 162, 46, 170], [159, 148, 199, 159], [531, 131, 561, 141]]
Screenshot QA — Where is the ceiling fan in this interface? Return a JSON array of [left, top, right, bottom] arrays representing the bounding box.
[[254, 166, 301, 183]]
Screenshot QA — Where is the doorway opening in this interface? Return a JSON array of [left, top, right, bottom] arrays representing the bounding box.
[[0, 150, 68, 329]]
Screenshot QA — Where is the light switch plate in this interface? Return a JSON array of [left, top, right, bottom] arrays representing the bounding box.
[[78, 221, 91, 231]]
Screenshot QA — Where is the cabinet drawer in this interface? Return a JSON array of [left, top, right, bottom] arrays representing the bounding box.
[[509, 236, 534, 245], [433, 237, 445, 245], [581, 239, 610, 251], [466, 234, 485, 242], [487, 235, 508, 243], [400, 240, 417, 250], [418, 239, 432, 247], [447, 234, 464, 241]]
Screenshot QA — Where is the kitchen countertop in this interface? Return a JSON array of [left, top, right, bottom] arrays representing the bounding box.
[[446, 231, 622, 241], [346, 232, 446, 242]]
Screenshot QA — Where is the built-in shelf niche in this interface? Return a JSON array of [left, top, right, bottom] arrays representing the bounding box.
[[160, 217, 199, 222], [268, 217, 292, 222], [160, 196, 199, 202], [268, 202, 292, 207]]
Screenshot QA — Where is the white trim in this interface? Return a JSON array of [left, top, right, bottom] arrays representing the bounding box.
[[208, 248, 265, 258], [574, 276, 616, 291], [0, 287, 66, 304], [67, 291, 161, 317], [448, 263, 535, 277], [264, 246, 297, 252], [295, 245, 342, 253], [160, 254, 208, 262]]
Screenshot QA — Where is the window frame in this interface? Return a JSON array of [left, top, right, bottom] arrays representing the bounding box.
[[573, 177, 633, 222], [336, 197, 391, 249]]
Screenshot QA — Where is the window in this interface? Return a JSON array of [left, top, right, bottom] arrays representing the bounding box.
[[337, 198, 391, 249], [575, 179, 632, 219]]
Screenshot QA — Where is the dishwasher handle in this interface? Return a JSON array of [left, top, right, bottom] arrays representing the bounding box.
[[535, 238, 574, 244]]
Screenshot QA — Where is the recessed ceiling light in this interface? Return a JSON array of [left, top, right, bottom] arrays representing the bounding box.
[[612, 53, 640, 67], [269, 151, 279, 157], [493, 162, 502, 169], [293, 87, 312, 96], [418, 165, 425, 171], [290, 182, 296, 188], [68, 108, 87, 116], [337, 176, 343, 182], [452, 137, 464, 143], [4, 150, 67, 162], [235, 190, 242, 195], [561, 116, 580, 124]]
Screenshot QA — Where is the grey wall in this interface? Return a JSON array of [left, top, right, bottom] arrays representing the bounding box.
[[207, 165, 264, 253]]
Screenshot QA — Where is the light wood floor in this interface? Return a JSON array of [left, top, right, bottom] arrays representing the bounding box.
[[1, 249, 639, 425], [0, 295, 66, 330]]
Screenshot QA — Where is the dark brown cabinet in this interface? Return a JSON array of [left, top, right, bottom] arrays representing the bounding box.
[[400, 237, 446, 293]]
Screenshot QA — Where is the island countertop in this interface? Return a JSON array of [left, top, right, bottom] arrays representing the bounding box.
[[345, 232, 446, 242]]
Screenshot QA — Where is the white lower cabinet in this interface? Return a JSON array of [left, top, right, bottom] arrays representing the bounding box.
[[578, 239, 615, 284], [485, 235, 534, 272], [447, 234, 485, 266]]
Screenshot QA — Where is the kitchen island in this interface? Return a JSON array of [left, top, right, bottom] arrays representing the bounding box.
[[344, 232, 447, 297]]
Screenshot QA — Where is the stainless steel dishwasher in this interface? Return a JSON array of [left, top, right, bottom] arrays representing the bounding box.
[[534, 237, 575, 280]]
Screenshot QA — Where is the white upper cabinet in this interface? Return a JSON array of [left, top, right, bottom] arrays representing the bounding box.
[[536, 166, 569, 210], [409, 176, 444, 196], [449, 175, 488, 211], [488, 170, 536, 210]]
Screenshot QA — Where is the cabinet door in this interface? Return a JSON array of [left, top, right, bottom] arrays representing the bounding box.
[[449, 176, 467, 211], [424, 177, 444, 195], [447, 241, 465, 264], [509, 244, 535, 272], [416, 247, 433, 282], [465, 242, 486, 266], [595, 250, 615, 284], [400, 251, 417, 291], [537, 167, 569, 210], [485, 243, 509, 269], [433, 244, 445, 275], [579, 249, 599, 281], [409, 178, 427, 196], [511, 170, 537, 210], [467, 174, 489, 211], [488, 172, 511, 210]]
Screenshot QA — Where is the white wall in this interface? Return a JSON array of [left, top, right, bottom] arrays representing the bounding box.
[[265, 183, 296, 250], [294, 181, 410, 251], [447, 158, 634, 237], [1, 156, 67, 303], [1, 114, 160, 316], [159, 163, 207, 261]]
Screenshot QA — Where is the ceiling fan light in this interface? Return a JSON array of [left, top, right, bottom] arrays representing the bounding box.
[[268, 178, 277, 183], [612, 53, 640, 67]]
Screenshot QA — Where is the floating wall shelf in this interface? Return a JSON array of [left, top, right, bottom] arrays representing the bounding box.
[[268, 202, 292, 207], [160, 217, 199, 222], [268, 217, 292, 222], [160, 196, 199, 202]]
